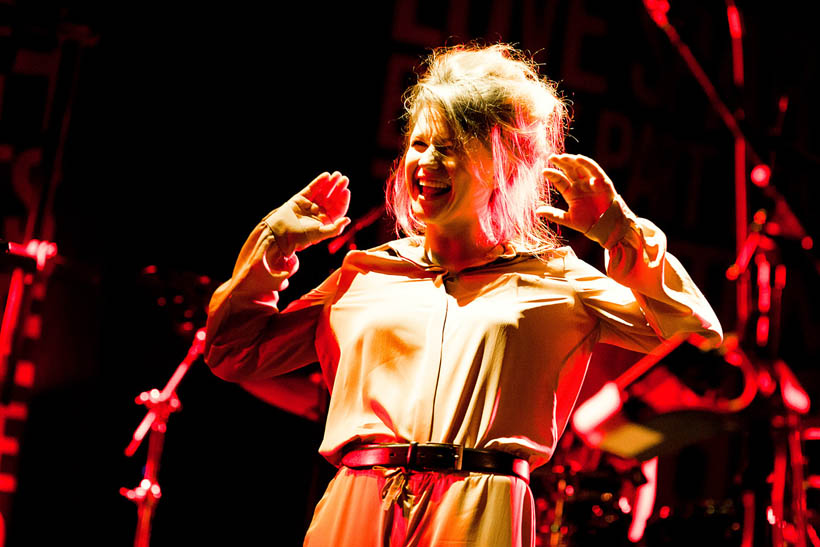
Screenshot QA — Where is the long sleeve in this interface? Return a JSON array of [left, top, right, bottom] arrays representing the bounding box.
[[204, 211, 337, 382], [570, 195, 723, 351]]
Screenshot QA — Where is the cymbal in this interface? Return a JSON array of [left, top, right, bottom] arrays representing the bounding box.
[[594, 409, 740, 461]]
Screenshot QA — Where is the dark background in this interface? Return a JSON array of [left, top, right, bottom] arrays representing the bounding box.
[[1, 1, 819, 545]]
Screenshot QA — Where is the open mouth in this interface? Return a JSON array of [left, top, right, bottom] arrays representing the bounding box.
[[416, 178, 451, 199]]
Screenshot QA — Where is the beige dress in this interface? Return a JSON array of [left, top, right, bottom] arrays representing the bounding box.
[[205, 196, 723, 546]]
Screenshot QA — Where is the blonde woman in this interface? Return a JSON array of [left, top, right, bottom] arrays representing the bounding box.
[[205, 44, 722, 546]]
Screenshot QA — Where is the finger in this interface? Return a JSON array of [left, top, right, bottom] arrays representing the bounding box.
[[543, 168, 572, 194], [549, 153, 576, 168], [324, 176, 351, 220], [536, 205, 569, 226], [330, 188, 351, 221], [549, 154, 586, 180], [572, 155, 608, 181], [301, 172, 332, 200], [316, 171, 342, 203], [292, 194, 324, 218], [317, 216, 351, 239], [323, 176, 344, 204]]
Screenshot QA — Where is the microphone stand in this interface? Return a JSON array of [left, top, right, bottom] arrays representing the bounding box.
[[120, 328, 206, 547]]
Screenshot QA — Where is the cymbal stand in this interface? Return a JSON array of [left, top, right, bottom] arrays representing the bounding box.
[[120, 328, 206, 547]]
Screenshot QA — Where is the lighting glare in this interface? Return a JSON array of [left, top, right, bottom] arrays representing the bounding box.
[[774, 360, 811, 413], [572, 382, 622, 434], [628, 457, 658, 542], [751, 165, 771, 187], [756, 316, 770, 347], [726, 5, 742, 38]]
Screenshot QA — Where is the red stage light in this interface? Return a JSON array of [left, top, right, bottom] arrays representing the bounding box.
[[774, 265, 787, 289], [767, 506, 776, 525], [750, 165, 771, 187], [725, 350, 743, 366], [726, 5, 742, 38], [756, 316, 770, 347], [774, 360, 810, 414]]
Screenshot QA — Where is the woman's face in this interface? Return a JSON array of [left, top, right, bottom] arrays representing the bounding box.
[[404, 110, 494, 232]]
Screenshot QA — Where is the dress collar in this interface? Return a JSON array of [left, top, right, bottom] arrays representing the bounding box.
[[384, 238, 520, 272]]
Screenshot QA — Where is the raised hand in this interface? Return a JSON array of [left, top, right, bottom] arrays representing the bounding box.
[[266, 172, 351, 256], [537, 154, 617, 234]]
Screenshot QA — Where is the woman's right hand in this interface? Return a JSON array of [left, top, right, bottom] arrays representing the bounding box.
[[264, 172, 351, 256]]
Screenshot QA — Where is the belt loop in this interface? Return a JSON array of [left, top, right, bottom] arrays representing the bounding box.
[[454, 444, 463, 470], [406, 441, 418, 467]]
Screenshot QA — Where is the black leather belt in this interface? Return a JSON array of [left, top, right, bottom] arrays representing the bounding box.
[[341, 442, 530, 484]]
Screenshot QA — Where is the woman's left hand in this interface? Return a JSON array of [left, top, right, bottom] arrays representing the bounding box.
[[537, 154, 617, 234]]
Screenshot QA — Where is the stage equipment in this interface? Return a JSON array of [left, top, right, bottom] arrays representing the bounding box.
[[639, 2, 817, 545], [573, 334, 755, 460], [120, 328, 206, 547], [1, 239, 59, 543]]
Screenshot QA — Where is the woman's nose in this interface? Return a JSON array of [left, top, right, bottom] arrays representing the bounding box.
[[418, 146, 439, 167]]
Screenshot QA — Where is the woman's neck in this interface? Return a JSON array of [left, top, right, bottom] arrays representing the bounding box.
[[423, 223, 500, 272]]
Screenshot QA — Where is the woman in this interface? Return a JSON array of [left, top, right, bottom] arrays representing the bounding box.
[[205, 44, 722, 546]]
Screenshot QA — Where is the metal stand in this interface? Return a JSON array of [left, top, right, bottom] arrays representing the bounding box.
[[120, 328, 206, 547]]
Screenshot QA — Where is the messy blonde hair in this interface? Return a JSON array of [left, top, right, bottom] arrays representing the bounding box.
[[386, 43, 570, 253]]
